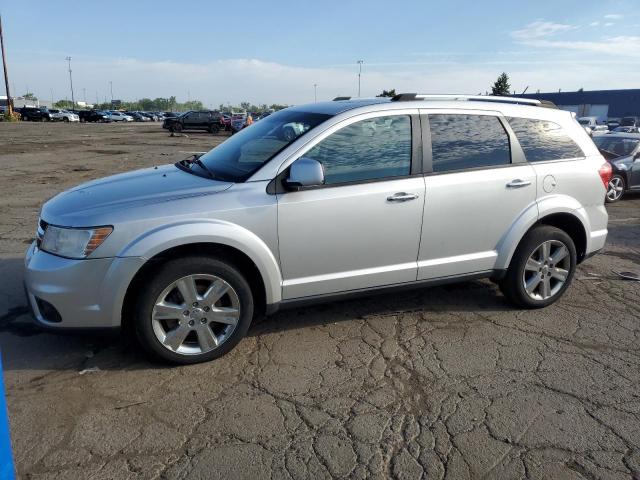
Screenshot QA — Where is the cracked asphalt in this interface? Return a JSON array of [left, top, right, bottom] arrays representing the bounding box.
[[1, 122, 640, 479]]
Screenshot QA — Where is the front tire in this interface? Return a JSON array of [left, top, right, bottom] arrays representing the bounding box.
[[606, 174, 625, 203], [134, 255, 254, 364], [499, 225, 576, 309]]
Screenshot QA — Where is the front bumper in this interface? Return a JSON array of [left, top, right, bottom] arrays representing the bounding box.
[[24, 242, 145, 329]]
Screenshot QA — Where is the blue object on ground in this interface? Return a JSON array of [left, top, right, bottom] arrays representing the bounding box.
[[0, 356, 15, 480]]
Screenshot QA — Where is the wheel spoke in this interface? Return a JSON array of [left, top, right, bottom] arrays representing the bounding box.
[[153, 302, 184, 321], [202, 280, 229, 306], [525, 257, 542, 272], [526, 273, 542, 294], [196, 325, 219, 351], [176, 277, 199, 306], [210, 307, 240, 326], [550, 267, 568, 282], [550, 245, 568, 264], [164, 324, 191, 351], [541, 242, 551, 262], [541, 277, 551, 299]]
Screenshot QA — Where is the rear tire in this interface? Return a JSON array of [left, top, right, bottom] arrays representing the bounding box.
[[208, 124, 219, 134], [606, 174, 625, 203], [172, 123, 182, 133], [134, 255, 254, 364], [499, 225, 576, 309]]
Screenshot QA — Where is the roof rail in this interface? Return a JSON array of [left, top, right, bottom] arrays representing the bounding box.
[[390, 93, 544, 106], [333, 96, 351, 101]]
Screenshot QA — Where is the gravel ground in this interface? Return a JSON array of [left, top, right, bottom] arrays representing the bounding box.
[[1, 122, 640, 479]]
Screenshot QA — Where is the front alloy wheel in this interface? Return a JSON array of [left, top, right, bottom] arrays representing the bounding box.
[[606, 175, 624, 203], [152, 274, 240, 355], [135, 255, 254, 364], [522, 240, 570, 301]]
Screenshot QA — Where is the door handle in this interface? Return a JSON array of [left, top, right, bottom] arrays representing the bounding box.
[[506, 179, 532, 188], [387, 192, 419, 202]]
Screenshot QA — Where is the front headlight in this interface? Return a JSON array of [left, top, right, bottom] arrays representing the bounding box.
[[41, 225, 113, 259]]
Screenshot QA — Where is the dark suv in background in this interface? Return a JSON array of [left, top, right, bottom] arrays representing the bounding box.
[[76, 110, 111, 123], [19, 107, 53, 122], [163, 110, 223, 133]]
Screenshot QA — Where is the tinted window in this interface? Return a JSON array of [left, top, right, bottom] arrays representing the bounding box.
[[508, 117, 584, 162], [429, 114, 510, 172], [304, 115, 412, 184], [593, 136, 639, 157]]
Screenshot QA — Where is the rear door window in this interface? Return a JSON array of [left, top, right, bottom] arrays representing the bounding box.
[[507, 117, 584, 162], [429, 114, 511, 173]]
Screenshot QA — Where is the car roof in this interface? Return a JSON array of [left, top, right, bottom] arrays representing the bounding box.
[[285, 97, 573, 123]]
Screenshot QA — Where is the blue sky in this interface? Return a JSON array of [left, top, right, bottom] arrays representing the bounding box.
[[3, 0, 640, 105]]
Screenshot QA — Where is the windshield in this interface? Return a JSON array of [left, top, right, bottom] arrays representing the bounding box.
[[593, 136, 640, 157], [197, 109, 332, 182]]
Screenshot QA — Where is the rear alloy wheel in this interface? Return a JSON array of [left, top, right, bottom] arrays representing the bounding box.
[[606, 175, 625, 203], [500, 225, 576, 308], [135, 256, 254, 364]]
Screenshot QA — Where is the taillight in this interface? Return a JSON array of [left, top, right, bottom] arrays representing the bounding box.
[[598, 162, 612, 188]]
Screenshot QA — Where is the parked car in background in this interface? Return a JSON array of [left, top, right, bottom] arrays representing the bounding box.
[[24, 94, 609, 364], [592, 133, 640, 202], [49, 109, 79, 122], [77, 110, 111, 123], [125, 112, 149, 122], [611, 126, 640, 134], [108, 111, 134, 122], [19, 107, 53, 122], [620, 116, 639, 127], [163, 110, 222, 133], [578, 116, 608, 134], [230, 114, 246, 134], [606, 119, 621, 130]]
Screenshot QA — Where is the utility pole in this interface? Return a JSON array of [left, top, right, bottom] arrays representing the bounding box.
[[82, 87, 86, 104], [357, 60, 363, 97], [0, 14, 13, 116], [109, 81, 113, 103], [50, 88, 54, 107], [313, 83, 318, 103], [66, 56, 75, 109]]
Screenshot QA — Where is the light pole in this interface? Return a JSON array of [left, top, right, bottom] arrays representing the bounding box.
[[82, 87, 86, 104], [109, 81, 113, 104], [0, 14, 13, 116], [314, 83, 318, 103], [357, 60, 363, 97], [65, 56, 75, 109]]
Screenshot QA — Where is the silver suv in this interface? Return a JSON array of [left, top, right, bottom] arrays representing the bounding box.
[[24, 94, 611, 364]]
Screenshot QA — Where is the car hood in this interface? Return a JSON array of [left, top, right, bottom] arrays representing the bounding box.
[[42, 164, 232, 226]]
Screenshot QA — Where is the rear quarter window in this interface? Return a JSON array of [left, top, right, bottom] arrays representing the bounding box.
[[508, 117, 584, 162]]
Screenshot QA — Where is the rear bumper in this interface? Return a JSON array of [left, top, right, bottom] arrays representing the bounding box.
[[24, 242, 145, 329]]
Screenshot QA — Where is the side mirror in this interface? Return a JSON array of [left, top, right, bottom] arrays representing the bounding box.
[[285, 158, 325, 190]]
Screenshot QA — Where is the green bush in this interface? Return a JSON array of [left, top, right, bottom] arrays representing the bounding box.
[[1, 112, 20, 122]]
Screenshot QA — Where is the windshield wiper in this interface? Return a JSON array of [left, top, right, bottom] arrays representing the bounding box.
[[177, 154, 217, 180]]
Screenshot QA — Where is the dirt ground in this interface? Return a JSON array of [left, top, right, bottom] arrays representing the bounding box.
[[1, 122, 640, 479]]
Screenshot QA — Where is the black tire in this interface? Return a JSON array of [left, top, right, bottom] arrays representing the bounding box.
[[134, 255, 254, 365], [208, 124, 219, 134], [605, 174, 625, 203], [63, 117, 69, 123], [172, 123, 182, 133], [499, 225, 577, 309]]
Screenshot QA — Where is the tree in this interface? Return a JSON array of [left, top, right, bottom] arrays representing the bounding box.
[[376, 89, 396, 97], [23, 92, 36, 100], [491, 73, 511, 96]]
